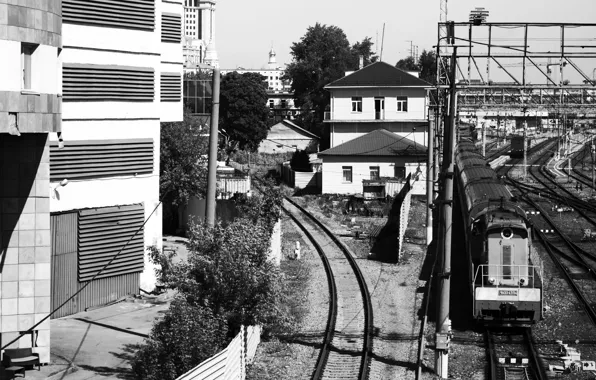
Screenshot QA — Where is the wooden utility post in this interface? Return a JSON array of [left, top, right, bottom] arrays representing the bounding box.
[[206, 68, 221, 226], [482, 120, 486, 157], [592, 137, 595, 196], [435, 47, 457, 379]]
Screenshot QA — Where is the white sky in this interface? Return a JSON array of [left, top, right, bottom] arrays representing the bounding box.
[[216, 0, 596, 71]]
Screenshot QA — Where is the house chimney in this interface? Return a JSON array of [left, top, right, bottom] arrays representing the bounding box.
[[359, 55, 364, 69]]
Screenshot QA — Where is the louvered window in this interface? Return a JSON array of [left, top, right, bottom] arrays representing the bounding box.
[[62, 0, 155, 31], [50, 139, 154, 181], [78, 204, 145, 282], [161, 73, 181, 102], [63, 64, 155, 101], [161, 13, 181, 43]]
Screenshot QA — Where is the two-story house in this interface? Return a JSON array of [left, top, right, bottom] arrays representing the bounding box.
[[324, 61, 431, 148], [317, 62, 431, 196]]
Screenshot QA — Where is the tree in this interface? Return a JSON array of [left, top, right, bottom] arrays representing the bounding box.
[[131, 297, 228, 380], [220, 72, 271, 155], [289, 149, 311, 172], [160, 111, 210, 232], [418, 50, 437, 85], [396, 56, 418, 71], [284, 23, 377, 142]]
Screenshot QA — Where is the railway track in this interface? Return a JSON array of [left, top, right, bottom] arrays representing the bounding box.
[[486, 328, 546, 380], [283, 197, 374, 380]]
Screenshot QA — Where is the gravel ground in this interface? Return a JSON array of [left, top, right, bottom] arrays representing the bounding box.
[[248, 195, 435, 379]]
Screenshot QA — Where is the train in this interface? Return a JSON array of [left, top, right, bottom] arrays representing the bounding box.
[[510, 135, 532, 158], [454, 138, 543, 326]]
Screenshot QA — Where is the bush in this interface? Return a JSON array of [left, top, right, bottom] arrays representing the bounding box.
[[289, 150, 311, 172], [132, 297, 228, 380]]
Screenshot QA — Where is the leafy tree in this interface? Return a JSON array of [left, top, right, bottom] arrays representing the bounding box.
[[132, 297, 228, 380], [396, 56, 418, 71], [156, 218, 287, 335], [284, 23, 377, 143], [233, 177, 283, 234], [160, 111, 210, 233], [418, 50, 437, 85], [289, 149, 311, 172], [220, 72, 270, 155]]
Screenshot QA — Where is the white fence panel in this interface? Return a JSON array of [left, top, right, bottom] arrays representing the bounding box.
[[176, 325, 261, 380]]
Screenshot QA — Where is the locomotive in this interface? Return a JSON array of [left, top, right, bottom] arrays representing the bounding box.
[[510, 135, 532, 158], [454, 138, 543, 326]]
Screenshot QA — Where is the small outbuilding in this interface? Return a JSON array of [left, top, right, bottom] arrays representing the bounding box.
[[318, 129, 427, 196], [258, 119, 319, 154]]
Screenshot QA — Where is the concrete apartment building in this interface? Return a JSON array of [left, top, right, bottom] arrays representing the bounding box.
[[0, 0, 183, 363], [0, 0, 62, 364]]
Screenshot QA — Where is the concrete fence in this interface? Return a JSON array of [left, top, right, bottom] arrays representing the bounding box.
[[176, 325, 262, 380], [280, 162, 321, 190], [218, 176, 251, 199]]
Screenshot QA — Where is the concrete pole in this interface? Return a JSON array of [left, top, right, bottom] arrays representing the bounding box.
[[592, 137, 595, 196], [205, 68, 220, 226], [435, 47, 457, 379], [482, 121, 486, 157], [523, 121, 527, 180], [426, 108, 435, 245]]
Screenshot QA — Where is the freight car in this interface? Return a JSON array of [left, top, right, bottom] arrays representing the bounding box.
[[510, 135, 531, 158], [455, 138, 543, 326]]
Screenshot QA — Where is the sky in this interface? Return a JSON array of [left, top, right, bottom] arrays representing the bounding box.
[[216, 0, 596, 71]]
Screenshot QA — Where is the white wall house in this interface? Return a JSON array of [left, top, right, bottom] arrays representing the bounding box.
[[318, 129, 427, 196], [324, 61, 431, 148], [48, 0, 184, 318], [259, 119, 319, 154]]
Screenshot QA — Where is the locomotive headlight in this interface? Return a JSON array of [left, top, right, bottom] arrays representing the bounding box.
[[519, 278, 526, 285], [489, 277, 496, 285], [501, 228, 513, 239]]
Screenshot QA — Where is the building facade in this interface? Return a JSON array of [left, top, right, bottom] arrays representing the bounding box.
[[318, 129, 427, 196], [324, 61, 431, 148], [0, 0, 62, 364], [258, 120, 319, 154], [48, 0, 184, 320], [182, 0, 217, 68]]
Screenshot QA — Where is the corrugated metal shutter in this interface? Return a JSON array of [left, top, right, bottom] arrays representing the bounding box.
[[62, 0, 155, 31], [161, 73, 181, 102], [161, 13, 181, 43], [50, 138, 154, 181], [63, 64, 154, 101], [51, 212, 79, 318], [78, 204, 145, 282]]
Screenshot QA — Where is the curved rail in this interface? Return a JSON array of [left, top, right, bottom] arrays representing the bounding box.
[[285, 197, 374, 380], [282, 208, 338, 379]]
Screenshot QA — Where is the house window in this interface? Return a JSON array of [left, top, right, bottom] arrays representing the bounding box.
[[22, 43, 37, 90], [396, 96, 408, 112], [281, 99, 287, 108], [351, 97, 362, 112], [269, 100, 274, 108], [342, 166, 353, 182], [370, 166, 380, 180], [394, 165, 406, 179]]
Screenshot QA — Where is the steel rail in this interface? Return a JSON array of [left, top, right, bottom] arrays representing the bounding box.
[[285, 197, 374, 380]]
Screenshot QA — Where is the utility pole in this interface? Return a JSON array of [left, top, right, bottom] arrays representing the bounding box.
[[205, 68, 221, 226], [482, 120, 486, 157], [590, 136, 596, 195], [426, 106, 435, 245], [435, 47, 457, 380], [523, 120, 527, 180]]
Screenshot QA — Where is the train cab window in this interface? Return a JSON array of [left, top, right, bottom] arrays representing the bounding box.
[[502, 245, 512, 279]]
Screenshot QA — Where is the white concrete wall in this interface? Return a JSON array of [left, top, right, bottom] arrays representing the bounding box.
[[330, 88, 427, 121], [160, 0, 184, 122], [330, 122, 428, 149], [0, 40, 60, 94], [321, 156, 426, 195]]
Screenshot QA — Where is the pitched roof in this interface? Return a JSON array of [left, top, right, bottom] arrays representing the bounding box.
[[318, 129, 427, 157], [325, 61, 431, 88]]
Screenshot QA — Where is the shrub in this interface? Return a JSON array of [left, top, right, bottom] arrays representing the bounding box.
[[131, 297, 228, 380], [289, 149, 311, 172]]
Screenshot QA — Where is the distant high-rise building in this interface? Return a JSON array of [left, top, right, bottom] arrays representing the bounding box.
[[183, 0, 217, 68]]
